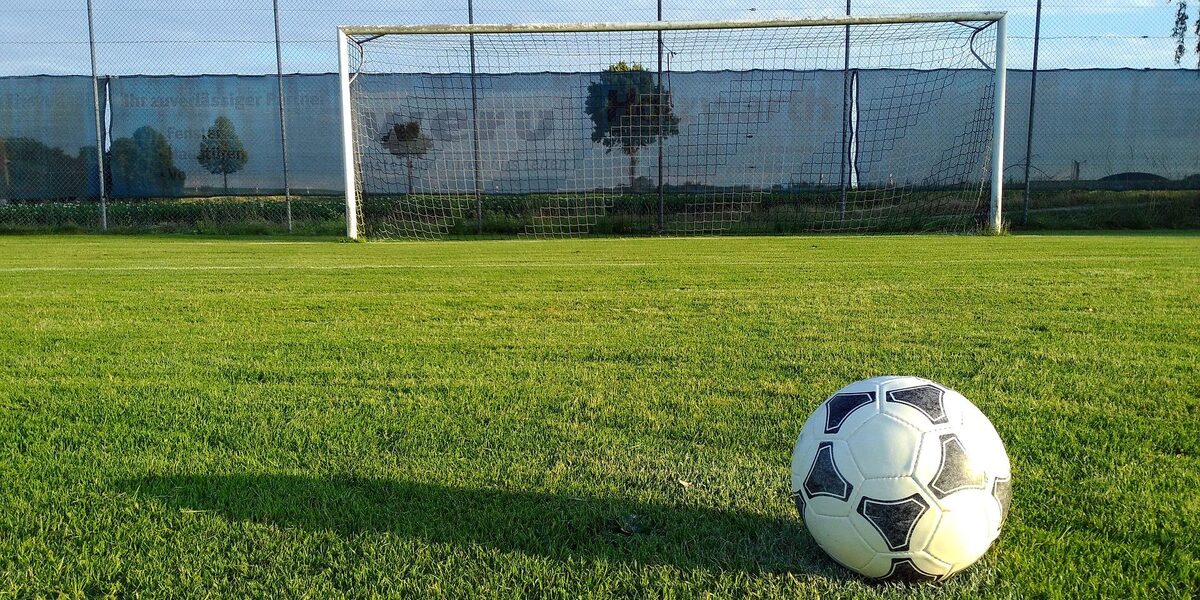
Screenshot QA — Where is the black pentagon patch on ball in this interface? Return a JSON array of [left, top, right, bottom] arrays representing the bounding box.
[[878, 557, 940, 583], [930, 433, 988, 498], [803, 442, 854, 501], [885, 385, 948, 425], [792, 491, 807, 517], [824, 392, 875, 434], [992, 476, 1012, 525], [856, 493, 930, 552]]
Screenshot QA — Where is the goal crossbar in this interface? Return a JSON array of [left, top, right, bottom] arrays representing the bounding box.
[[339, 13, 1005, 37]]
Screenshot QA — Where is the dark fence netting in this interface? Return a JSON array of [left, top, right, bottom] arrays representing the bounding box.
[[282, 75, 344, 195], [1006, 70, 1200, 184], [999, 70, 1200, 229], [0, 76, 103, 231], [106, 74, 342, 198], [2, 69, 1198, 234], [107, 75, 287, 198], [91, 74, 344, 233]]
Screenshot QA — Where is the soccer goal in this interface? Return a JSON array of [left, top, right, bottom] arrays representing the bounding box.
[[338, 13, 1006, 240]]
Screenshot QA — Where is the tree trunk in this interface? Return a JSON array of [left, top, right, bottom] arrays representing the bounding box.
[[407, 157, 414, 195], [628, 151, 639, 190], [222, 172, 228, 194]]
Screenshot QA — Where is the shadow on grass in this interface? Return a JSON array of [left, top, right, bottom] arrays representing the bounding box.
[[117, 473, 831, 575]]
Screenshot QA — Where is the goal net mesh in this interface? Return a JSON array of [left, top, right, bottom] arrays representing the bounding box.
[[345, 19, 999, 239]]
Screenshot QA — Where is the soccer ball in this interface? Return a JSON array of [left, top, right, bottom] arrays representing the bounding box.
[[790, 376, 1011, 582]]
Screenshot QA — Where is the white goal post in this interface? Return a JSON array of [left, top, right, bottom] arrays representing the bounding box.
[[338, 12, 1007, 239]]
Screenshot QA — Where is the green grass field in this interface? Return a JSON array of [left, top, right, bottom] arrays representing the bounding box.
[[0, 233, 1197, 598]]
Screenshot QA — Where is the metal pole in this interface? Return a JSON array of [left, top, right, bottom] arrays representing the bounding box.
[[839, 0, 850, 221], [988, 16, 1008, 234], [657, 0, 665, 231], [1020, 0, 1043, 227], [337, 29, 359, 239], [86, 0, 107, 231], [468, 0, 484, 234], [273, 0, 293, 233]]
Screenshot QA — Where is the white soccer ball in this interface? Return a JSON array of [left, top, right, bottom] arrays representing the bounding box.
[[790, 376, 1011, 582]]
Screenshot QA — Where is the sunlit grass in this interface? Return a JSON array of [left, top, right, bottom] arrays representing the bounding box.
[[0, 233, 1196, 598]]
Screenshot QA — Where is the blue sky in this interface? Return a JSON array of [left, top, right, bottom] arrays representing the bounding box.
[[0, 0, 1190, 75]]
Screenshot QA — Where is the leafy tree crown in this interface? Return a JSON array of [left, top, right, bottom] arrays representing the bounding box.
[[584, 62, 680, 157], [381, 121, 434, 158], [111, 126, 186, 197], [197, 116, 248, 176], [1173, 1, 1200, 64]]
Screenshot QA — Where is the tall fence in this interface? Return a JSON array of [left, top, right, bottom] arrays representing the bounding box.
[[1, 1, 1197, 234]]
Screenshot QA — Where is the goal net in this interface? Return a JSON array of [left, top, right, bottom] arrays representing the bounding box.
[[339, 14, 1006, 240]]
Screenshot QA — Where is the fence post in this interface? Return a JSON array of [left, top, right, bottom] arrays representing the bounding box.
[[273, 0, 293, 233], [657, 0, 665, 231], [468, 0, 483, 234], [86, 0, 107, 231], [1021, 0, 1043, 226], [839, 0, 851, 222]]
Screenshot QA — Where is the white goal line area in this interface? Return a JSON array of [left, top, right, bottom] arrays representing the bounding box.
[[2, 255, 1141, 276], [337, 13, 1008, 241]]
